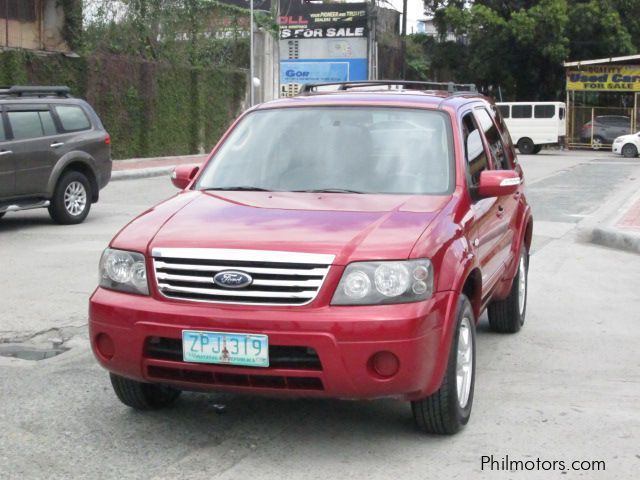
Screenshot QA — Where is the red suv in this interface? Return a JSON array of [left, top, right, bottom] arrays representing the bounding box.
[[89, 81, 532, 435]]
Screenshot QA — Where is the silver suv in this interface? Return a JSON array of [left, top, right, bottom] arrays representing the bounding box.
[[0, 86, 112, 224]]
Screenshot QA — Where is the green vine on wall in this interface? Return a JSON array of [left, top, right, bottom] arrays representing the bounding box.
[[57, 0, 83, 51]]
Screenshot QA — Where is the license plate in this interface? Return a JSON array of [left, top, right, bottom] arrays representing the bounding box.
[[182, 330, 269, 367]]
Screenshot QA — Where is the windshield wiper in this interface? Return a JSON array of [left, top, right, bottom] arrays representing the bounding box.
[[203, 186, 272, 192], [293, 188, 365, 194]]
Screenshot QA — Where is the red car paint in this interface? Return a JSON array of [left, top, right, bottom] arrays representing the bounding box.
[[89, 90, 532, 401]]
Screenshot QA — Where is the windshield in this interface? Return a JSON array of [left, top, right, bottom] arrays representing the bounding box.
[[196, 107, 454, 195]]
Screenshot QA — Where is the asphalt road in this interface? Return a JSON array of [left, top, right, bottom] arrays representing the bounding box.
[[0, 151, 639, 479]]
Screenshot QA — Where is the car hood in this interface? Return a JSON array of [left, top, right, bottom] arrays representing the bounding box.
[[616, 133, 639, 142], [113, 191, 450, 265]]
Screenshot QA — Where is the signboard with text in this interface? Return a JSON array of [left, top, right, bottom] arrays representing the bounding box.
[[566, 66, 640, 91], [278, 0, 368, 39]]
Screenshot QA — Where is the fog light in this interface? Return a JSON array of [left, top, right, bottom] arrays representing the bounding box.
[[370, 351, 399, 378], [96, 333, 115, 360]]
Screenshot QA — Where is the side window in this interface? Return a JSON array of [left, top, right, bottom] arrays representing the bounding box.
[[462, 112, 488, 190], [559, 107, 565, 120], [6, 110, 57, 140], [512, 105, 532, 118], [498, 105, 510, 118], [534, 105, 555, 118], [475, 108, 509, 170], [55, 106, 91, 132], [0, 116, 6, 142]]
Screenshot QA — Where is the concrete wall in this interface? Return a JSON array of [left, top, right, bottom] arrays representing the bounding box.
[[249, 29, 279, 105], [0, 0, 69, 52]]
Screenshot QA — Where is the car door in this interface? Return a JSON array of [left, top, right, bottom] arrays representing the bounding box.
[[474, 106, 519, 273], [0, 108, 15, 198], [5, 104, 60, 196], [461, 110, 505, 292]]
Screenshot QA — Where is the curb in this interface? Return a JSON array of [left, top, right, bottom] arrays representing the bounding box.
[[590, 226, 640, 254], [111, 166, 175, 181]]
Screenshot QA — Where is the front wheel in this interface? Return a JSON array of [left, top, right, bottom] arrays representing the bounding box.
[[110, 373, 181, 410], [488, 245, 528, 333], [622, 143, 638, 158], [532, 145, 542, 154], [591, 136, 605, 150], [48, 171, 92, 224], [411, 294, 476, 435]]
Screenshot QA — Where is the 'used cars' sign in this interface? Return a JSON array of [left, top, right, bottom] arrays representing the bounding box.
[[566, 66, 640, 91]]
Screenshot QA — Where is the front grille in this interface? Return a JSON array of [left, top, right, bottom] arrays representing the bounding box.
[[152, 248, 334, 306], [144, 337, 322, 371], [147, 366, 324, 391]]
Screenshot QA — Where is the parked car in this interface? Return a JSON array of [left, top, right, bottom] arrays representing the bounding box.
[[89, 80, 533, 435], [0, 86, 111, 224], [496, 101, 566, 154], [612, 131, 640, 158], [580, 115, 632, 149]]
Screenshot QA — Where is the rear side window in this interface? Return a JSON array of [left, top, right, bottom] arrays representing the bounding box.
[[498, 105, 510, 118], [7, 111, 57, 140], [559, 107, 565, 120], [534, 105, 555, 118], [55, 106, 91, 132], [512, 105, 532, 118], [0, 118, 6, 141]]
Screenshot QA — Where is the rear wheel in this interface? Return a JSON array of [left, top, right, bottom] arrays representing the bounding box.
[[517, 138, 535, 155], [488, 245, 528, 333], [110, 373, 181, 410], [591, 135, 605, 150], [622, 143, 638, 158], [48, 171, 92, 224], [532, 145, 542, 154], [411, 294, 476, 435]]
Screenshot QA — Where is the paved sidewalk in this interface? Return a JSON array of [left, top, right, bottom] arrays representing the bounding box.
[[111, 154, 207, 180]]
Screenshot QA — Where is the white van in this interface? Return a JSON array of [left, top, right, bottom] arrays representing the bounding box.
[[496, 102, 566, 154]]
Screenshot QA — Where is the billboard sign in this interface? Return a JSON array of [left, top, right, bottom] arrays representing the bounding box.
[[566, 66, 640, 91], [280, 58, 368, 85], [278, 0, 368, 39]]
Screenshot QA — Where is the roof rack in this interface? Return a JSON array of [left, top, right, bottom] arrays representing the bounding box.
[[300, 80, 477, 95], [0, 86, 72, 98]]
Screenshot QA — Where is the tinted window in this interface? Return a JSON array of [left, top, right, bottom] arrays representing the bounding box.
[[534, 105, 555, 118], [7, 111, 57, 140], [462, 112, 488, 189], [196, 107, 454, 195], [0, 118, 6, 141], [498, 105, 510, 118], [475, 108, 509, 170], [559, 107, 565, 120], [56, 106, 91, 131], [512, 105, 532, 118]]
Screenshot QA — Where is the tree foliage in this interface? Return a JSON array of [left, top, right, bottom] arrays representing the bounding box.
[[414, 0, 638, 100]]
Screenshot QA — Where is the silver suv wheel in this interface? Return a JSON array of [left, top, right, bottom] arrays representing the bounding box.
[[64, 181, 87, 216]]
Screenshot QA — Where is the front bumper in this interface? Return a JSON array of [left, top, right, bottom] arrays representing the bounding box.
[[89, 288, 458, 401], [612, 143, 622, 154]]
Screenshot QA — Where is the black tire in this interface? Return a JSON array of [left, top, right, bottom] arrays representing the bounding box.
[[621, 143, 638, 158], [488, 245, 528, 333], [591, 135, 605, 150], [532, 145, 542, 154], [0, 212, 5, 220], [517, 138, 535, 155], [411, 294, 476, 435], [48, 171, 92, 224], [110, 373, 181, 410]]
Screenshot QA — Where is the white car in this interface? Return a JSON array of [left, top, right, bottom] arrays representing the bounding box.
[[612, 132, 640, 158]]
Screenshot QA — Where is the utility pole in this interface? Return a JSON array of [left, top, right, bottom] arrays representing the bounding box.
[[401, 0, 407, 78], [250, 0, 255, 106]]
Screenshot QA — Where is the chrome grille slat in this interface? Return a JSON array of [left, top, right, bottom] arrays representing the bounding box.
[[153, 248, 333, 306]]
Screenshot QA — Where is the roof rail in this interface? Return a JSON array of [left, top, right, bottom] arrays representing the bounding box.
[[300, 80, 477, 95], [0, 86, 72, 98]]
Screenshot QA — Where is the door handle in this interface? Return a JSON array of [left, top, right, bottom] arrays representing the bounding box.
[[0, 150, 12, 156], [50, 142, 65, 148]]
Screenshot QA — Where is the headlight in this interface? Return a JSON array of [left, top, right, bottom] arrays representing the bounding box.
[[99, 248, 149, 295], [332, 259, 433, 305], [613, 137, 623, 143]]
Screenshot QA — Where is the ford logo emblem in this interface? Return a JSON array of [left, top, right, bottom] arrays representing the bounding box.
[[213, 270, 253, 289]]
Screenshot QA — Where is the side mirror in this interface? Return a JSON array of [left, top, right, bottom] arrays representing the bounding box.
[[477, 170, 521, 198], [171, 165, 199, 189]]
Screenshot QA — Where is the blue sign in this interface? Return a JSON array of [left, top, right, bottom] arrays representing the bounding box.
[[280, 59, 368, 85]]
